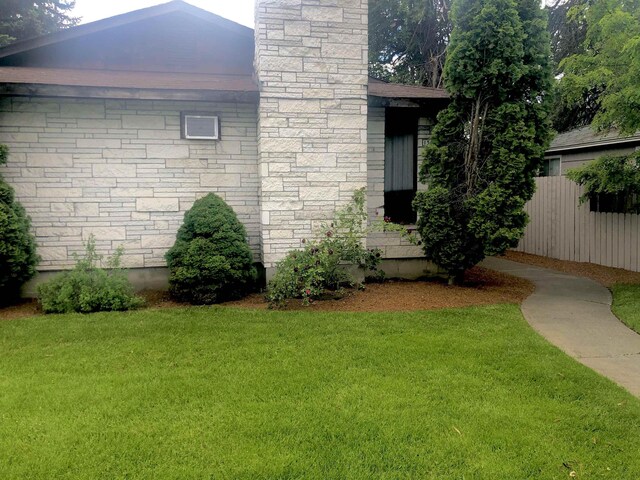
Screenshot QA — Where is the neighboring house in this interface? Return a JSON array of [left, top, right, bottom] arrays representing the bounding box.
[[0, 0, 448, 291], [541, 126, 640, 177]]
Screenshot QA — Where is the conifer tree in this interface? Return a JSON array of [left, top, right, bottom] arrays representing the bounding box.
[[0, 145, 39, 302], [414, 0, 553, 283]]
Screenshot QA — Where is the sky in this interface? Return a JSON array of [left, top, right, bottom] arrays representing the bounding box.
[[72, 0, 255, 28]]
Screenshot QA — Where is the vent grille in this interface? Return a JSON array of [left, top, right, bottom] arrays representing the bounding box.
[[183, 114, 219, 140]]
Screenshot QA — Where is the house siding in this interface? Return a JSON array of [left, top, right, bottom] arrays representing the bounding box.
[[0, 96, 260, 270]]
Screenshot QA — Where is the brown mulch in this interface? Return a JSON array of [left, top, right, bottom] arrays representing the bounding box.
[[504, 250, 640, 288], [0, 266, 533, 320], [223, 266, 534, 312]]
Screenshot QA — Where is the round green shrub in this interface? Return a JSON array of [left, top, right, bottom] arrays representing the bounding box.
[[0, 145, 38, 303], [166, 194, 256, 304]]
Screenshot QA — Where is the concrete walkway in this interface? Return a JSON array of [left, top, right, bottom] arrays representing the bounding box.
[[483, 257, 640, 397]]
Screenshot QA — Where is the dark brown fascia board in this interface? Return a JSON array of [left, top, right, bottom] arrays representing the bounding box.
[[546, 136, 640, 155], [0, 0, 253, 59], [0, 83, 259, 103]]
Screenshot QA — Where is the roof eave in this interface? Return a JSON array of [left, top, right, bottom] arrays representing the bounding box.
[[547, 137, 640, 154], [0, 0, 253, 60]]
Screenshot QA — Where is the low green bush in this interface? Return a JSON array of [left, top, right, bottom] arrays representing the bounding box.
[[266, 189, 383, 308], [37, 235, 143, 314], [0, 144, 39, 303], [165, 193, 257, 304]]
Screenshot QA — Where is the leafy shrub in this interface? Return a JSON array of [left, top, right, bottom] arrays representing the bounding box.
[[567, 152, 640, 212], [37, 235, 143, 314], [165, 193, 257, 304], [266, 189, 383, 308], [0, 144, 39, 303]]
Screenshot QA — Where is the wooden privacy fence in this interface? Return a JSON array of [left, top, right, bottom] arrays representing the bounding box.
[[515, 176, 640, 272]]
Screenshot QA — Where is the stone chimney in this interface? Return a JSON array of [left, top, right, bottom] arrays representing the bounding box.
[[255, 0, 369, 276]]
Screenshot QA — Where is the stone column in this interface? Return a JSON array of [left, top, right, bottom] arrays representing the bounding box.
[[255, 0, 369, 276]]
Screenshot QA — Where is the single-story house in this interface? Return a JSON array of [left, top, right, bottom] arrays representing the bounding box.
[[0, 0, 448, 293], [541, 126, 640, 177]]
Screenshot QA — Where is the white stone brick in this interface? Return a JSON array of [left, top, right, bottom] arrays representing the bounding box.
[[73, 177, 117, 187], [103, 148, 146, 159], [299, 186, 339, 201], [76, 138, 121, 149], [93, 164, 137, 178], [200, 173, 242, 187], [38, 187, 83, 198], [284, 21, 311, 37], [296, 153, 337, 167], [38, 226, 82, 237], [82, 226, 127, 241], [136, 198, 180, 212], [59, 103, 105, 119], [270, 229, 294, 239], [2, 112, 46, 127], [166, 159, 207, 169], [262, 177, 283, 192], [307, 172, 346, 182], [26, 153, 73, 167], [50, 202, 75, 214], [260, 138, 303, 153], [74, 203, 100, 216], [279, 99, 321, 113], [111, 187, 154, 197], [39, 246, 68, 261], [147, 144, 189, 159], [0, 132, 38, 143], [259, 56, 303, 72], [12, 183, 37, 197], [328, 114, 367, 129], [322, 43, 363, 60], [141, 235, 176, 248], [301, 6, 343, 22], [122, 115, 166, 129]]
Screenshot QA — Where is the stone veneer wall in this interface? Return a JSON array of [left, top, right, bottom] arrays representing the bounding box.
[[255, 0, 369, 272], [0, 96, 260, 270], [366, 106, 432, 258]]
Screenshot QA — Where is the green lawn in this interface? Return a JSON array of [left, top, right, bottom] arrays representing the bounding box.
[[612, 284, 640, 334], [2, 305, 640, 479]]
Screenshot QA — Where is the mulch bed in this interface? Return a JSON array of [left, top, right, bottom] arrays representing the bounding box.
[[504, 251, 640, 288], [0, 266, 533, 320], [204, 265, 534, 312]]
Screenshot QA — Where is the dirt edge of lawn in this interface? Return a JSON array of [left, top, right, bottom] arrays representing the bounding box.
[[0, 266, 534, 320], [504, 250, 640, 288]]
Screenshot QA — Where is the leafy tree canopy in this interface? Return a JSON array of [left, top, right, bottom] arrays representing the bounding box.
[[369, 0, 452, 88], [414, 0, 553, 282], [559, 0, 640, 134], [0, 0, 78, 47]]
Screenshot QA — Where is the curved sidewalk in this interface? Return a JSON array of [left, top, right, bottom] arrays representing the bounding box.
[[483, 257, 640, 397]]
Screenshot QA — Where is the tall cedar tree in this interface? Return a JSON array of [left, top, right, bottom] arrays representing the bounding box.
[[413, 0, 552, 283], [0, 0, 78, 47], [0, 145, 38, 302]]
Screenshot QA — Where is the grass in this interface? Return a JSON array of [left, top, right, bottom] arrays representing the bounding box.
[[1, 305, 640, 479], [612, 284, 640, 334]]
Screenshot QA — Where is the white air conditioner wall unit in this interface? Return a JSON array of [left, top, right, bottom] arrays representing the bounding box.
[[182, 113, 219, 140]]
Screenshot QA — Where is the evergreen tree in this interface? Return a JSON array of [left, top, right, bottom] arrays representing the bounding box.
[[559, 0, 640, 135], [0, 0, 78, 47], [413, 0, 553, 283], [369, 0, 452, 88], [0, 145, 39, 302]]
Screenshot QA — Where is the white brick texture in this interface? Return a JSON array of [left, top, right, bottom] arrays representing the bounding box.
[[0, 97, 260, 270], [255, 0, 369, 268]]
